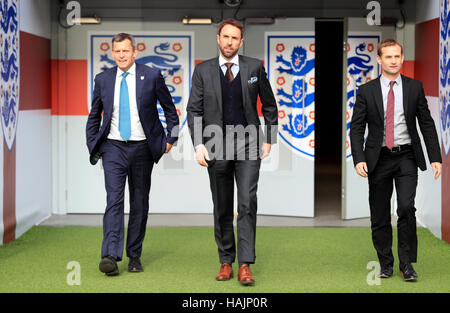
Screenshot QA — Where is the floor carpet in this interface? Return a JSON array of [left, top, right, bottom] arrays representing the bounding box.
[[1, 226, 450, 293]]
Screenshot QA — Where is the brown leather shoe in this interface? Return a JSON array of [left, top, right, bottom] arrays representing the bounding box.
[[238, 264, 255, 285], [216, 263, 233, 281]]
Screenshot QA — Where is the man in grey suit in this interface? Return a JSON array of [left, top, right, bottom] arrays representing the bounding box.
[[187, 19, 278, 285]]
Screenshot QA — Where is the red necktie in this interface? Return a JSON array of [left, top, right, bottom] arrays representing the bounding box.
[[385, 81, 395, 149], [225, 62, 234, 82]]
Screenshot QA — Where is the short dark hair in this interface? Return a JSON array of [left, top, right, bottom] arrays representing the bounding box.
[[377, 38, 403, 56], [218, 19, 244, 39], [112, 33, 135, 50]]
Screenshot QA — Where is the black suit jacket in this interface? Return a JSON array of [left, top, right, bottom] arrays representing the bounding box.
[[86, 63, 179, 165], [186, 55, 278, 151], [350, 75, 441, 174]]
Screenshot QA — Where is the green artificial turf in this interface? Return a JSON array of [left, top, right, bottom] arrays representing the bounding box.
[[0, 226, 450, 293]]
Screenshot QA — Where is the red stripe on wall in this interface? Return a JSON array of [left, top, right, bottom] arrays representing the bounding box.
[[51, 59, 88, 116], [415, 18, 439, 97], [257, 60, 266, 117], [53, 58, 269, 116], [400, 60, 415, 79], [3, 141, 16, 244], [20, 31, 51, 110]]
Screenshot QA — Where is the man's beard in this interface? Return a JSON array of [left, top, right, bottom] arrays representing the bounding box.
[[220, 46, 238, 59]]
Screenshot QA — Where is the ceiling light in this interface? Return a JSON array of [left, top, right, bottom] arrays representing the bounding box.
[[182, 17, 212, 25], [72, 16, 101, 24]]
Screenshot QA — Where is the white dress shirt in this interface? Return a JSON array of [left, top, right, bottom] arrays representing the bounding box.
[[380, 74, 411, 147], [108, 63, 146, 141]]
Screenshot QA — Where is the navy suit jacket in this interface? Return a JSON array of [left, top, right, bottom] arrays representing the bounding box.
[[86, 62, 179, 165]]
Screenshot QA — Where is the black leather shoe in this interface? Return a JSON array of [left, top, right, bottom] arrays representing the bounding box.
[[128, 257, 143, 272], [378, 265, 393, 278], [99, 256, 119, 276], [400, 263, 418, 281]]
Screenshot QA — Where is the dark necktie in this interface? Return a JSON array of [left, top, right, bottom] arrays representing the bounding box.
[[385, 80, 395, 149], [225, 62, 234, 82]]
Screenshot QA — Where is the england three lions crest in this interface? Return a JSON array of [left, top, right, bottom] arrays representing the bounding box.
[[89, 33, 193, 133], [440, 0, 450, 157], [0, 0, 19, 152], [346, 35, 380, 159], [266, 34, 315, 159]]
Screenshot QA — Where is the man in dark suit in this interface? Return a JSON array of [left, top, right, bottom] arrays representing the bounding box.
[[86, 33, 179, 276], [350, 39, 442, 281], [187, 19, 278, 285]]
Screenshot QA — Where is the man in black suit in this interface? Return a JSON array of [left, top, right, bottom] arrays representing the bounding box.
[[350, 39, 442, 281], [86, 33, 179, 276], [187, 19, 278, 285]]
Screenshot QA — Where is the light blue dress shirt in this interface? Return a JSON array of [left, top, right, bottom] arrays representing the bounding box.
[[219, 54, 240, 78]]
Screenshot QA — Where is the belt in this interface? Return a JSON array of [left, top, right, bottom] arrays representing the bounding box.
[[382, 144, 412, 153], [107, 139, 146, 144]]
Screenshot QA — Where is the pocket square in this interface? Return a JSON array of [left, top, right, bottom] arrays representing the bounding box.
[[248, 77, 258, 84]]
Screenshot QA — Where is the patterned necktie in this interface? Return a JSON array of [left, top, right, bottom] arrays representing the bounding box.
[[385, 80, 396, 149], [225, 62, 234, 82], [119, 72, 131, 141]]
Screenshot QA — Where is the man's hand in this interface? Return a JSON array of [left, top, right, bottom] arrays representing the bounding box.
[[93, 152, 102, 162], [260, 143, 272, 160], [195, 145, 210, 167], [355, 162, 368, 178], [431, 162, 442, 179], [165, 143, 173, 153]]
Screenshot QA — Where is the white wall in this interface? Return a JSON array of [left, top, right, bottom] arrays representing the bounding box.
[[0, 0, 53, 244], [15, 110, 52, 238], [416, 0, 439, 25], [416, 97, 442, 238], [20, 0, 52, 39]]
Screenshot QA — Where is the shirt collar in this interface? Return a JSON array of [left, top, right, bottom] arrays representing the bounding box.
[[380, 73, 401, 87], [117, 62, 136, 77], [219, 54, 239, 67]]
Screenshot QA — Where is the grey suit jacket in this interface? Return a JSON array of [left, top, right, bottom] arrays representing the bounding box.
[[186, 55, 278, 152]]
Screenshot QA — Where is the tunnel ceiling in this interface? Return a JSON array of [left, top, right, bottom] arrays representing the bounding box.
[[64, 0, 415, 24]]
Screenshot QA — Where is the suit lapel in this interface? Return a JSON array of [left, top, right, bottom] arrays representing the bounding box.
[[105, 67, 118, 116], [135, 63, 143, 112], [401, 75, 409, 118], [239, 56, 249, 108], [373, 76, 384, 121], [211, 58, 223, 115]]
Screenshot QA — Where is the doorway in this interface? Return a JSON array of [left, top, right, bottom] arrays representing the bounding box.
[[314, 19, 344, 219]]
